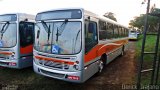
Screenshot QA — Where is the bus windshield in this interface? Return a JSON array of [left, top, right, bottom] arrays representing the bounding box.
[[0, 22, 17, 48], [34, 21, 81, 54], [130, 31, 136, 34]]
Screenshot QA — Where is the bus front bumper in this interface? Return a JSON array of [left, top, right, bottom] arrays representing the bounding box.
[[0, 59, 19, 69], [129, 38, 137, 40], [33, 61, 84, 83]]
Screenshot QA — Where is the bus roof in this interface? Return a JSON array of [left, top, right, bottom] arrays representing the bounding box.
[[35, 7, 128, 29], [37, 7, 84, 15]]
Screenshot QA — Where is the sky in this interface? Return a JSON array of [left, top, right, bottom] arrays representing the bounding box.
[[0, 0, 159, 26]]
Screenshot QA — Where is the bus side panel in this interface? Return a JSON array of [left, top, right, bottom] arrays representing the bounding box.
[[18, 56, 33, 68], [83, 39, 128, 81], [82, 59, 99, 82], [84, 39, 128, 64], [19, 44, 33, 68]]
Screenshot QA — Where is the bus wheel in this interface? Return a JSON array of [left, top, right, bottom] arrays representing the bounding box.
[[98, 59, 104, 73], [121, 50, 124, 56], [120, 46, 124, 56]]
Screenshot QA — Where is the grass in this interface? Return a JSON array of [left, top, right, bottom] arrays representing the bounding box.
[[136, 34, 160, 85]]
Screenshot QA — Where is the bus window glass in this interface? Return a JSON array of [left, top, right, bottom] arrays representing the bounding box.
[[99, 20, 107, 40], [125, 29, 128, 37], [114, 25, 119, 38], [0, 23, 17, 48], [34, 22, 81, 54], [106, 23, 113, 39], [122, 27, 125, 37], [118, 26, 122, 37], [52, 22, 81, 54]]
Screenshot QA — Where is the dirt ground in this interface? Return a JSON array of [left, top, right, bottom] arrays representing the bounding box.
[[0, 42, 137, 90]]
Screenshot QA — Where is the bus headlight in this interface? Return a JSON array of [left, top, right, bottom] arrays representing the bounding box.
[[9, 53, 15, 60], [73, 65, 79, 70]]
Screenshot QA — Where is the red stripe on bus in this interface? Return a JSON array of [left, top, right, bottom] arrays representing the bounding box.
[[20, 45, 33, 54], [84, 39, 128, 63], [0, 51, 12, 55], [35, 55, 75, 65]]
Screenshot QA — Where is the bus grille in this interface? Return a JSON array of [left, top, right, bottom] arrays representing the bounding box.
[[39, 60, 63, 69], [40, 69, 65, 78], [0, 61, 9, 66]]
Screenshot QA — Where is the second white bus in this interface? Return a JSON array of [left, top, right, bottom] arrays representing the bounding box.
[[0, 13, 34, 69], [128, 30, 138, 40]]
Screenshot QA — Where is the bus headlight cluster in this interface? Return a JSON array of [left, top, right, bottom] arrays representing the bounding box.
[[9, 52, 15, 60]]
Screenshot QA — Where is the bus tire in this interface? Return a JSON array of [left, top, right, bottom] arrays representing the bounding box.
[[98, 59, 104, 73], [120, 46, 124, 56], [97, 55, 106, 74]]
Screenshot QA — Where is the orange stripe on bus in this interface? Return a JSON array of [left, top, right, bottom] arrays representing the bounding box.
[[20, 45, 33, 54], [84, 39, 128, 63], [0, 51, 12, 55], [35, 55, 75, 65]]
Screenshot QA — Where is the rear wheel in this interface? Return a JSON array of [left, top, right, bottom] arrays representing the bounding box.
[[121, 50, 124, 56], [120, 46, 125, 56]]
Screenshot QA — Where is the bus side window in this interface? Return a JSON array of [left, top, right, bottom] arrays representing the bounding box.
[[114, 25, 119, 38], [19, 22, 34, 47], [118, 26, 122, 38], [99, 20, 106, 40], [85, 21, 98, 53], [106, 23, 114, 39]]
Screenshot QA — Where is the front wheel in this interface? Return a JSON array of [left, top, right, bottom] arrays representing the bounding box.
[[98, 59, 104, 73]]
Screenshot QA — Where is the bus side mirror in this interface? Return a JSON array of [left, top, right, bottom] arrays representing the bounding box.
[[37, 30, 40, 39], [88, 23, 94, 33]]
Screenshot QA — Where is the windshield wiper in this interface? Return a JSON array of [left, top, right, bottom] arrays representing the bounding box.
[[56, 19, 68, 42], [41, 21, 51, 42], [35, 24, 41, 48], [74, 30, 80, 53], [0, 22, 9, 40]]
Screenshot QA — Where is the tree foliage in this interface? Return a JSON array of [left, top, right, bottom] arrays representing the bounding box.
[[103, 12, 117, 22], [129, 8, 160, 32]]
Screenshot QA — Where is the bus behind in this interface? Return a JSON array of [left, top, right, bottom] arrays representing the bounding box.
[[0, 13, 35, 69]]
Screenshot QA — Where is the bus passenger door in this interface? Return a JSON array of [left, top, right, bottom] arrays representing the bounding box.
[[84, 19, 99, 81], [19, 21, 34, 64], [85, 21, 98, 54]]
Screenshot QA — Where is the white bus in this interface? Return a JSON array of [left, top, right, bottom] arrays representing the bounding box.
[[0, 13, 34, 69], [33, 8, 129, 83], [128, 30, 138, 40]]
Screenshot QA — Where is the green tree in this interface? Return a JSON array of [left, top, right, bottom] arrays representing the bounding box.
[[129, 8, 160, 32], [103, 12, 117, 22]]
